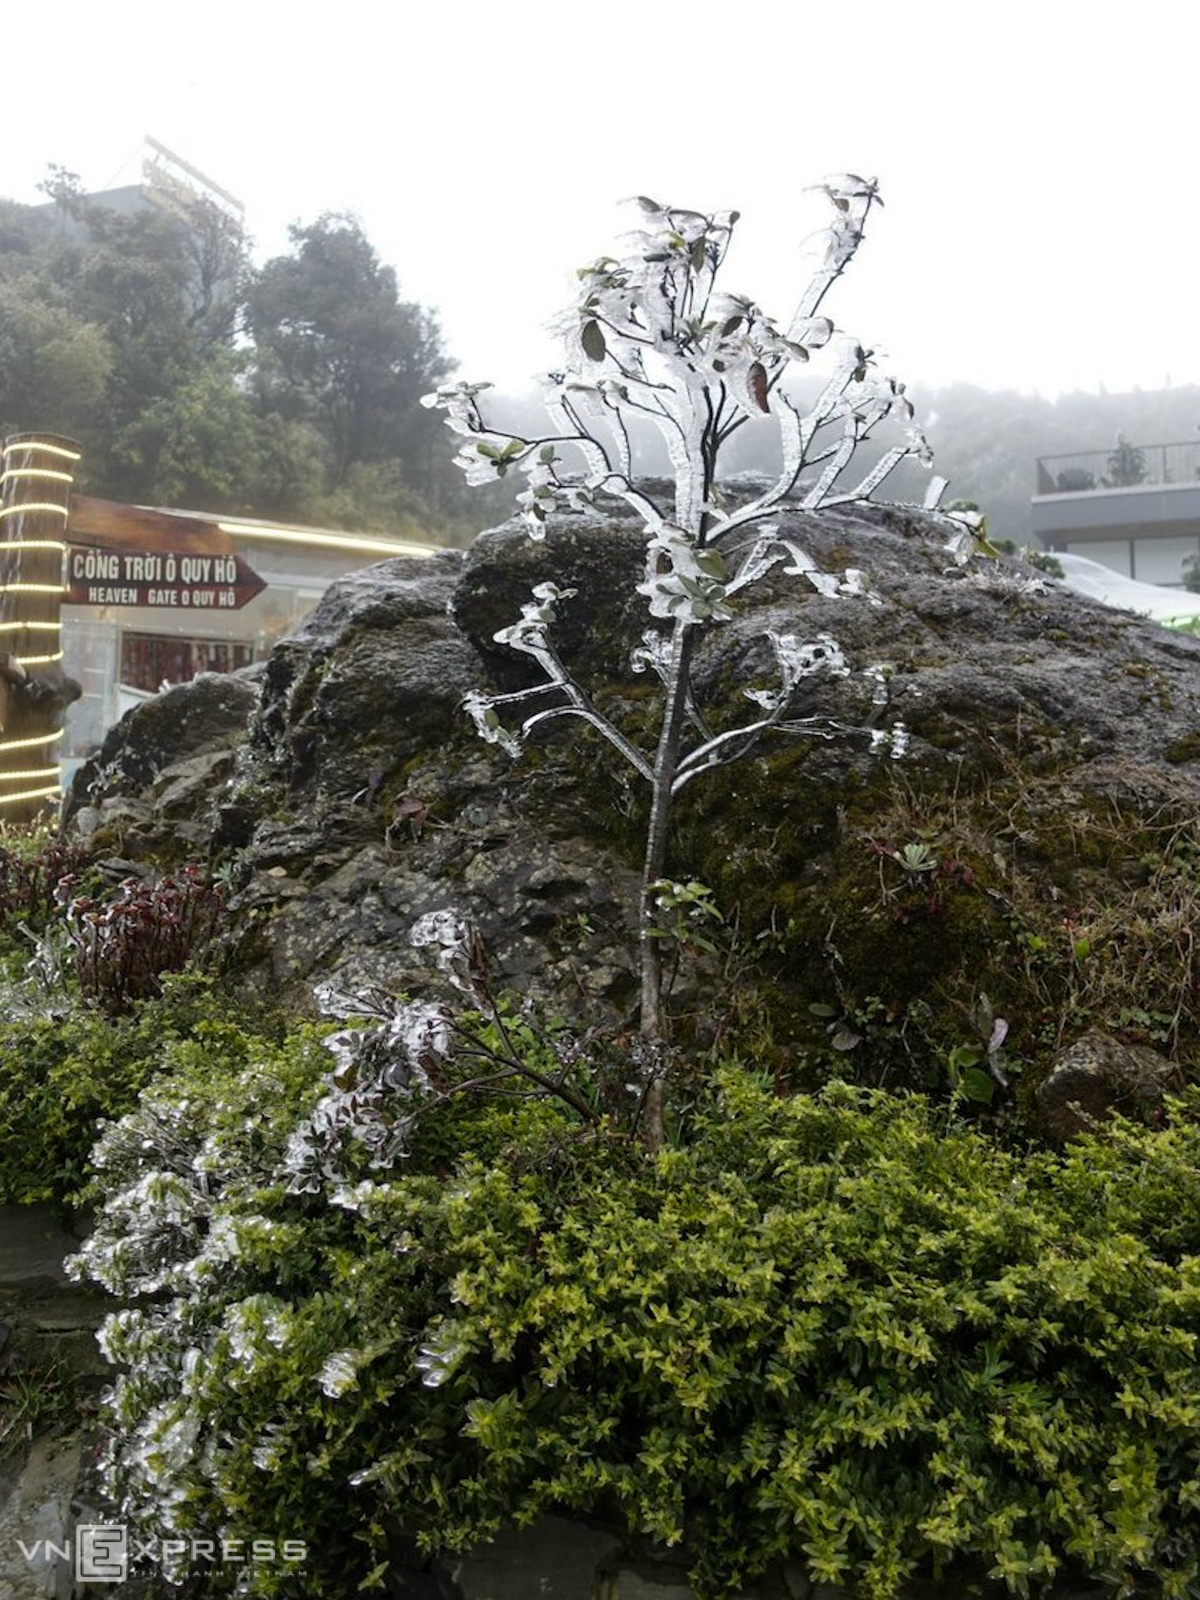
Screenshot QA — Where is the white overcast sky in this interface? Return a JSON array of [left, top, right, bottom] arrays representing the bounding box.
[[1, 0, 1195, 399]]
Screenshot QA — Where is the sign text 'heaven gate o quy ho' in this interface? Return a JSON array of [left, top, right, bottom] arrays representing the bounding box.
[[64, 546, 267, 611]]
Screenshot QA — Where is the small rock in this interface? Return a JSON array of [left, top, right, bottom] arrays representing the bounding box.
[[1036, 1028, 1183, 1141]]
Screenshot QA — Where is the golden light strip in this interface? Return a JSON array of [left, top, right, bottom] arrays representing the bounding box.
[[1, 441, 80, 462], [0, 784, 61, 805], [0, 468, 74, 485], [1, 541, 67, 552], [0, 731, 60, 753], [0, 584, 68, 594], [0, 765, 61, 781], [0, 621, 62, 632], [14, 651, 64, 665], [0, 503, 70, 519], [217, 520, 433, 557]]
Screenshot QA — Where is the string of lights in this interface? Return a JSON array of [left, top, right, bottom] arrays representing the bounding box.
[[0, 437, 77, 809], [0, 783, 61, 805], [0, 503, 71, 519], [1, 440, 80, 463], [0, 468, 75, 486], [0, 765, 61, 782], [0, 729, 61, 751]]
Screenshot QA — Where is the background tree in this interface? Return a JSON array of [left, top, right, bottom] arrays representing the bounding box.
[[0, 178, 473, 535], [0, 269, 112, 443], [248, 214, 456, 519]]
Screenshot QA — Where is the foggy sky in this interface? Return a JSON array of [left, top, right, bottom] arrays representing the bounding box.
[[2, 0, 1194, 400]]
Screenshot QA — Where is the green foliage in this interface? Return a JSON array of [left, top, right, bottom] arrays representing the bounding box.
[[0, 180, 466, 534], [647, 878, 724, 956], [1022, 547, 1065, 579], [112, 349, 266, 511], [0, 1356, 78, 1459], [0, 973, 283, 1205], [0, 272, 112, 440], [74, 1050, 1200, 1599], [248, 214, 454, 505]]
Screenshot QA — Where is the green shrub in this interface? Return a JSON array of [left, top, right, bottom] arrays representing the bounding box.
[[0, 974, 290, 1205], [74, 1055, 1200, 1599]]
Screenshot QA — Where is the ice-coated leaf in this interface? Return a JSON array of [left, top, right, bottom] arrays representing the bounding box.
[[747, 362, 770, 413], [850, 445, 908, 500], [581, 320, 607, 363], [630, 628, 672, 683], [462, 690, 522, 757], [726, 526, 785, 595], [318, 1349, 361, 1399], [415, 1320, 467, 1388], [776, 539, 818, 575]]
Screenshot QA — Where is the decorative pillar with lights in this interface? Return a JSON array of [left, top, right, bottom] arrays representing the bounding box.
[[0, 432, 82, 821]]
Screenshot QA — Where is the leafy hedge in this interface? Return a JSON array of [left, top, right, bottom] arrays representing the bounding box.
[[74, 1054, 1200, 1599], [0, 974, 253, 1205]]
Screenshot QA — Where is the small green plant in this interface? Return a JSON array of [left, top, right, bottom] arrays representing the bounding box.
[[1021, 547, 1064, 579], [1055, 467, 1095, 492], [647, 878, 724, 956], [892, 840, 938, 877], [0, 1358, 77, 1458], [1104, 433, 1148, 488], [944, 992, 1012, 1106]]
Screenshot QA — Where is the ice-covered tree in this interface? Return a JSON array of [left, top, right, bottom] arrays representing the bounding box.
[[424, 178, 945, 1145]]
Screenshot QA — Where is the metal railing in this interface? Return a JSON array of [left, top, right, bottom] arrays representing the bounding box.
[[1036, 441, 1200, 495]]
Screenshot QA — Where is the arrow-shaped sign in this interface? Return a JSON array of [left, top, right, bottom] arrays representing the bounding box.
[[64, 546, 266, 611]]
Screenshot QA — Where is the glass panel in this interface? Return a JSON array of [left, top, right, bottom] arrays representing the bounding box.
[[61, 616, 120, 761]]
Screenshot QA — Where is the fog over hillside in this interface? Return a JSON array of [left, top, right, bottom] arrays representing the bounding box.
[[488, 381, 1200, 546]]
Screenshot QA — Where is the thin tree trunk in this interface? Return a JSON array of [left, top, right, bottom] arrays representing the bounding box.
[[639, 617, 697, 1149]]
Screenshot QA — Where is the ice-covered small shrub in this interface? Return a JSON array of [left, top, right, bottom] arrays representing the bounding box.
[[425, 180, 954, 1142], [71, 1010, 577, 1594], [74, 1051, 1200, 1599]]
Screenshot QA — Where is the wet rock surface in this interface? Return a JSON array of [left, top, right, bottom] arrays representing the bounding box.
[[1037, 1028, 1184, 1140], [58, 501, 1200, 1049]]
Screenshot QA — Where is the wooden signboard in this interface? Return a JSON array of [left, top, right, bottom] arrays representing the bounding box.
[[64, 545, 266, 610], [67, 493, 236, 555]]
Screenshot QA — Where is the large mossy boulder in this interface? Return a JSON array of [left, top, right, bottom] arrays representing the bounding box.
[[61, 499, 1200, 1119]]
